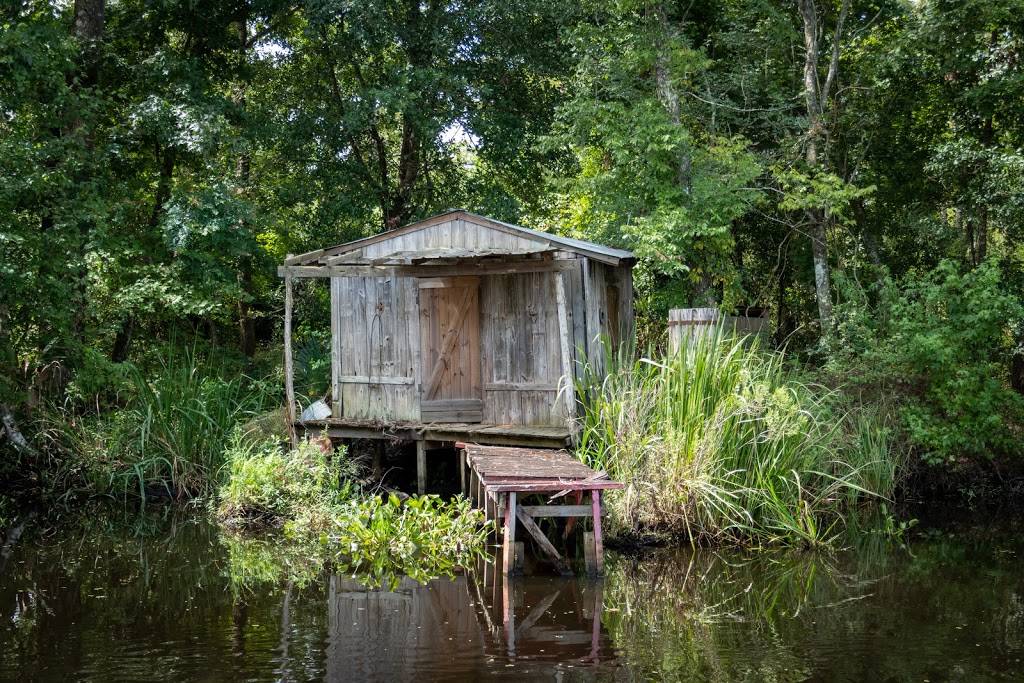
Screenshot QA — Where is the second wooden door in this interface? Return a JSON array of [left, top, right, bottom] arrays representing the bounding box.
[[418, 276, 483, 422]]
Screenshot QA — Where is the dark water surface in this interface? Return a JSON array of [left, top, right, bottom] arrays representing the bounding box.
[[1, 511, 1022, 682]]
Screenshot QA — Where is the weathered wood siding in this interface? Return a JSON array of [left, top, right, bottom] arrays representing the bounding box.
[[329, 256, 634, 428], [331, 275, 419, 421], [356, 216, 541, 260], [481, 271, 566, 426], [567, 259, 635, 381]]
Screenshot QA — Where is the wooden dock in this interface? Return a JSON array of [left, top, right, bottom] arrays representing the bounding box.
[[457, 443, 623, 576]]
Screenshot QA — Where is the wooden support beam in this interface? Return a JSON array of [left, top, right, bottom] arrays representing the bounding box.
[[416, 441, 427, 495], [459, 449, 466, 496], [336, 375, 414, 385], [590, 490, 604, 576], [502, 492, 517, 576], [555, 270, 578, 445], [515, 507, 571, 575], [518, 505, 594, 518], [283, 269, 297, 448], [278, 259, 576, 280], [486, 481, 623, 493]]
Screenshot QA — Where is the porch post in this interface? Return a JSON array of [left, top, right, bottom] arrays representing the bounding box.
[[284, 267, 297, 447], [554, 269, 578, 444]]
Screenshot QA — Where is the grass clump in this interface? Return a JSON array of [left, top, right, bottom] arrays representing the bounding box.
[[577, 329, 904, 547], [40, 348, 276, 502]]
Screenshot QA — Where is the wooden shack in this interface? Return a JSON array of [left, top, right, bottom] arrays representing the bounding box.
[[278, 210, 635, 453]]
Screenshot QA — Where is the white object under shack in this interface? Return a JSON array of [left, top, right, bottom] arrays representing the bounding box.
[[300, 400, 332, 422]]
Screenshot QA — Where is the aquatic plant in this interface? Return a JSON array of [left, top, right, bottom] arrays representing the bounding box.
[[217, 433, 358, 530], [327, 494, 490, 589], [217, 438, 490, 590], [576, 329, 904, 547]]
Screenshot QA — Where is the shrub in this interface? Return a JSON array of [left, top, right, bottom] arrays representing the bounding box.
[[831, 260, 1024, 467], [217, 437, 490, 590], [217, 434, 357, 530], [576, 329, 899, 547]]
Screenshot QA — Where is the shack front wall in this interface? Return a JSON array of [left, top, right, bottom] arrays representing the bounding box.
[[341, 215, 544, 262], [330, 269, 572, 427]]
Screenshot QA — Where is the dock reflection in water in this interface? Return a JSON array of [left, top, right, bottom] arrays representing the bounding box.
[[325, 559, 618, 680]]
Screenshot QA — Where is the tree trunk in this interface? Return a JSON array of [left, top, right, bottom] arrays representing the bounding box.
[[110, 316, 134, 363], [67, 0, 105, 358], [234, 11, 257, 357], [1, 405, 38, 458], [797, 0, 847, 335]]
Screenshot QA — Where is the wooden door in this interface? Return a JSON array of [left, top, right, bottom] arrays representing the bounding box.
[[418, 276, 483, 422]]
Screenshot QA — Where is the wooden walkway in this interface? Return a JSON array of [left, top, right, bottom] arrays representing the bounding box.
[[457, 444, 623, 576]]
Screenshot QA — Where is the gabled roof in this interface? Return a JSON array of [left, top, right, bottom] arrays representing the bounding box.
[[284, 209, 636, 267]]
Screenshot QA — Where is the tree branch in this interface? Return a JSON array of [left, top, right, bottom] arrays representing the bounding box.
[[820, 0, 851, 112]]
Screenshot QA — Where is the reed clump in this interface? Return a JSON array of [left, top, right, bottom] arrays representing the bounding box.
[[38, 348, 276, 503], [576, 330, 904, 547]]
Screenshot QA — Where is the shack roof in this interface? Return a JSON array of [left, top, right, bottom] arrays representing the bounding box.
[[284, 209, 635, 267]]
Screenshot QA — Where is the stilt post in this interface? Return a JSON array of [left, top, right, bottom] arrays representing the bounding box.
[[283, 268, 297, 447], [502, 492, 517, 576], [590, 489, 604, 575], [416, 441, 427, 495]]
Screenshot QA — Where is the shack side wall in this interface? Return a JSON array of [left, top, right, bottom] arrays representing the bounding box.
[[567, 259, 635, 381]]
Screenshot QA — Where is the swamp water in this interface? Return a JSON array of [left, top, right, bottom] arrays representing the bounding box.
[[1, 511, 1022, 682]]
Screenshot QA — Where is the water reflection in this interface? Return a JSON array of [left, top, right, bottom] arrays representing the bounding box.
[[1, 511, 1023, 681]]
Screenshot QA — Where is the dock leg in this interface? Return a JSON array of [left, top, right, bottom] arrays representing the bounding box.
[[502, 492, 517, 576], [513, 542, 525, 573], [590, 490, 604, 575], [584, 532, 597, 576], [416, 441, 427, 495], [459, 448, 466, 495]]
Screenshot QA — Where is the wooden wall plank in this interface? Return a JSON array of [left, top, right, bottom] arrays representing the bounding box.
[[331, 277, 343, 416]]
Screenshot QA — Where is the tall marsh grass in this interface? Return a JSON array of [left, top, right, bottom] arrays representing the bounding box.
[[43, 349, 276, 502], [577, 330, 903, 547]]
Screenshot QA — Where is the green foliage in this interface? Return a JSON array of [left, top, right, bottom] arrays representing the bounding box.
[[577, 330, 902, 546], [831, 260, 1024, 466], [217, 437, 490, 590], [547, 1, 762, 307], [325, 494, 489, 589], [41, 348, 276, 502], [217, 435, 358, 530], [4, 0, 1024, 514]]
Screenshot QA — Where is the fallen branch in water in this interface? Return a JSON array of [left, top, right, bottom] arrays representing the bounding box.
[[1, 404, 38, 458], [0, 511, 37, 574]]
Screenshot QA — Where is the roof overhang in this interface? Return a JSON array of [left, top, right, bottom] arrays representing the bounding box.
[[283, 209, 636, 269]]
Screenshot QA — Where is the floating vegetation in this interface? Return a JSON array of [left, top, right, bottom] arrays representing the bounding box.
[[217, 435, 491, 591]]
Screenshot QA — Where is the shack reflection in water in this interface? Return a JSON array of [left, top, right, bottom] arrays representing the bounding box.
[[3, 512, 1024, 681]]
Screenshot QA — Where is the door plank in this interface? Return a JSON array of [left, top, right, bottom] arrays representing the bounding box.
[[423, 285, 474, 400]]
